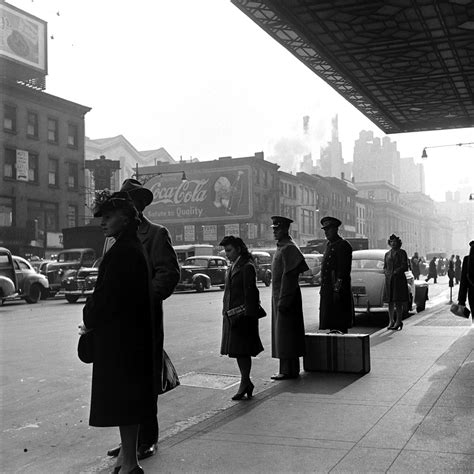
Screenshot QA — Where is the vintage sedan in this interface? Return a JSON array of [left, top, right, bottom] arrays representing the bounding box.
[[251, 250, 272, 286], [351, 249, 429, 315], [176, 256, 228, 292], [299, 253, 323, 286], [62, 258, 101, 303]]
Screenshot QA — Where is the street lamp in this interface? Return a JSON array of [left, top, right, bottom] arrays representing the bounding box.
[[421, 142, 474, 159]]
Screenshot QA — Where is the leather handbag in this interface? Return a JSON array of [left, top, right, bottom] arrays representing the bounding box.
[[158, 350, 180, 395], [78, 331, 94, 364], [227, 304, 267, 327]]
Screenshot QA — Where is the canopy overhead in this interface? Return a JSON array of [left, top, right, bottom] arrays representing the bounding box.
[[232, 0, 474, 134]]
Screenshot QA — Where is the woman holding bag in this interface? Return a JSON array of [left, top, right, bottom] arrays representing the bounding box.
[[220, 236, 264, 401], [80, 192, 155, 474]]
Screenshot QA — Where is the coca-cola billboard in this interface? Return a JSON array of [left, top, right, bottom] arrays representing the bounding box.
[[143, 166, 252, 223]]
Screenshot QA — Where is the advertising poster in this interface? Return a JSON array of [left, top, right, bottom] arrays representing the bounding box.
[[247, 223, 258, 240], [0, 3, 47, 71], [184, 225, 195, 242], [202, 225, 217, 241], [224, 223, 240, 237], [144, 166, 253, 224], [16, 149, 29, 181]]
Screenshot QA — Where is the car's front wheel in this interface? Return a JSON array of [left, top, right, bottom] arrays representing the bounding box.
[[195, 279, 205, 293], [66, 295, 80, 303], [25, 284, 42, 304]]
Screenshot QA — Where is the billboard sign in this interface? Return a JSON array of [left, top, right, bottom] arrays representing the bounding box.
[[0, 3, 47, 72], [16, 149, 28, 181], [144, 166, 253, 224]]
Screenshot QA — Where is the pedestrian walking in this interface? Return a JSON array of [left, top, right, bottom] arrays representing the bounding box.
[[455, 255, 462, 285], [448, 255, 455, 288], [107, 179, 180, 461], [220, 236, 264, 400], [457, 241, 474, 313], [411, 252, 421, 280], [383, 234, 409, 331], [270, 216, 309, 380], [319, 216, 354, 334], [425, 256, 438, 283], [81, 192, 155, 474]]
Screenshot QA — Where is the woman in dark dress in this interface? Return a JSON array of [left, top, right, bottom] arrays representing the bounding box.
[[220, 236, 264, 400], [80, 192, 155, 474], [383, 234, 409, 331]]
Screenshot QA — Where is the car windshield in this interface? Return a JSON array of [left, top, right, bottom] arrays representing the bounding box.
[[254, 255, 271, 264], [185, 258, 208, 266], [58, 252, 81, 262], [352, 258, 384, 270], [0, 254, 11, 268]]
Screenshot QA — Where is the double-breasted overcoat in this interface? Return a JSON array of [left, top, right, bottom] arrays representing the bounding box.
[[383, 248, 409, 303], [271, 238, 309, 359], [319, 237, 354, 332], [220, 257, 264, 357], [137, 216, 180, 390], [83, 230, 155, 427]]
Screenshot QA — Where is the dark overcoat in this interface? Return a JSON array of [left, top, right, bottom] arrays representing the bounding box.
[[428, 259, 437, 278], [220, 257, 264, 357], [458, 255, 474, 309], [83, 230, 155, 427], [271, 237, 309, 359], [383, 248, 409, 303], [137, 217, 180, 392], [319, 236, 354, 332]]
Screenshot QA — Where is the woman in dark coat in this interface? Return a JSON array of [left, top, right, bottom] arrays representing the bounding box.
[[425, 257, 438, 283], [80, 193, 155, 474], [383, 234, 409, 331], [220, 236, 264, 400]]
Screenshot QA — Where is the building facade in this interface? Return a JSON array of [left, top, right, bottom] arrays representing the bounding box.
[[1, 82, 90, 257]]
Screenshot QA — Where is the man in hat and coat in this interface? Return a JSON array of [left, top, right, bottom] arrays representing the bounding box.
[[319, 216, 354, 333], [107, 179, 180, 460], [457, 241, 474, 313], [270, 216, 309, 380]]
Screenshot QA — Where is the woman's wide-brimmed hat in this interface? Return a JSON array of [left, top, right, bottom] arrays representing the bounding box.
[[119, 179, 153, 207], [93, 191, 138, 217]]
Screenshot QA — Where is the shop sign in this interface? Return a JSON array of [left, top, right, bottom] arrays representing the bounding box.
[[202, 225, 217, 241], [224, 223, 240, 237], [16, 149, 28, 181], [184, 225, 195, 242], [144, 166, 252, 224]]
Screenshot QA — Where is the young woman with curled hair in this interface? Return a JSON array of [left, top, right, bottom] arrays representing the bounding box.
[[80, 192, 154, 473], [383, 234, 409, 331], [219, 236, 264, 400]]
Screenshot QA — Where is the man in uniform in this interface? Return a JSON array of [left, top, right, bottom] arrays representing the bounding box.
[[270, 216, 309, 380], [319, 216, 354, 333], [107, 179, 180, 460]]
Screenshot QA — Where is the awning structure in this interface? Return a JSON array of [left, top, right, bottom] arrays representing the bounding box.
[[232, 0, 474, 134]]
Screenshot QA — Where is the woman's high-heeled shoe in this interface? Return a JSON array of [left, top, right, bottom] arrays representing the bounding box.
[[392, 322, 403, 331], [232, 382, 254, 400]]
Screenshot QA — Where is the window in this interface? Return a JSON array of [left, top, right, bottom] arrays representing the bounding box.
[[48, 158, 59, 186], [3, 104, 16, 132], [67, 123, 78, 147], [27, 112, 38, 138], [0, 197, 14, 226], [27, 200, 59, 235], [68, 162, 78, 189], [28, 153, 38, 183], [47, 118, 58, 143], [67, 205, 77, 227], [3, 148, 16, 179]]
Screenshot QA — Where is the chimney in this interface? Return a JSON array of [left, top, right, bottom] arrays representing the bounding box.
[[254, 151, 264, 160]]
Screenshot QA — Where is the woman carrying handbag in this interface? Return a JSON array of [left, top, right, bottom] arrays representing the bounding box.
[[220, 236, 264, 401]]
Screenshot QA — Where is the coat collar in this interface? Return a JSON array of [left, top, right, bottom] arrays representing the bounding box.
[[138, 215, 152, 240]]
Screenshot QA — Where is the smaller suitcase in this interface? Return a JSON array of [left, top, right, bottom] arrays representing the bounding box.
[[303, 333, 370, 374]]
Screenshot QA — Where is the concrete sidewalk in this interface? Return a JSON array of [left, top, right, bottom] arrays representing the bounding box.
[[116, 304, 472, 473]]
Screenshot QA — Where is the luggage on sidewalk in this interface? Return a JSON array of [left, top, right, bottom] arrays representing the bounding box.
[[303, 333, 370, 374]]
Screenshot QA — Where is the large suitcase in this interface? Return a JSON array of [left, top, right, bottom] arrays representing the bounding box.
[[303, 333, 370, 374]]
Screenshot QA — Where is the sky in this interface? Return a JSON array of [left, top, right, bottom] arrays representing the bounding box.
[[9, 0, 474, 202]]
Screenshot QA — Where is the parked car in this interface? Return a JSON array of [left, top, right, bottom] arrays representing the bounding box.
[[299, 253, 323, 286], [251, 250, 272, 286], [351, 249, 429, 315], [176, 256, 228, 292], [46, 248, 96, 294], [38, 259, 55, 276], [0, 249, 49, 305], [62, 258, 101, 303], [0, 247, 17, 304]]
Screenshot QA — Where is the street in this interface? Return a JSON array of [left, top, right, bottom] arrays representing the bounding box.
[[0, 278, 452, 473]]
